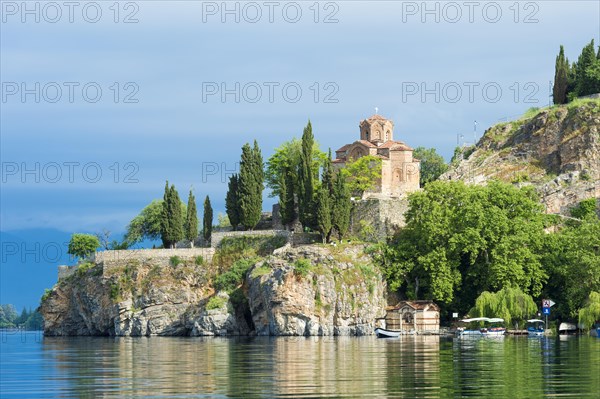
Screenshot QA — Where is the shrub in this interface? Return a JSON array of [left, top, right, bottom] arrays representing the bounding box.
[[195, 255, 204, 265], [40, 288, 53, 303], [206, 296, 227, 310], [294, 258, 312, 278], [170, 256, 182, 267], [214, 258, 257, 293]]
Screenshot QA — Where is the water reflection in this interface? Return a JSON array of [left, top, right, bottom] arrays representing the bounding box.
[[0, 333, 598, 398]]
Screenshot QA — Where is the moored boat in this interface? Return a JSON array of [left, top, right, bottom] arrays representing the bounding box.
[[526, 319, 545, 337], [374, 328, 401, 338], [558, 322, 577, 335], [456, 317, 506, 338]]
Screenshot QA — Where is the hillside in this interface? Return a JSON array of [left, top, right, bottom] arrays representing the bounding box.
[[442, 99, 600, 215]]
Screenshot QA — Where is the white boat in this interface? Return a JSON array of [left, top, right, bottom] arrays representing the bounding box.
[[374, 328, 401, 338], [456, 317, 506, 338], [526, 319, 545, 337], [558, 322, 577, 335]]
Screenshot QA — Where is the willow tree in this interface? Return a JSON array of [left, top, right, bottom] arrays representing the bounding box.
[[471, 286, 537, 328], [579, 291, 600, 329]]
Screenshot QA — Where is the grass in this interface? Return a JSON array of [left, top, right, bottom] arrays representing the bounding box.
[[206, 296, 227, 310], [169, 256, 182, 267], [250, 263, 271, 279], [294, 258, 312, 278]]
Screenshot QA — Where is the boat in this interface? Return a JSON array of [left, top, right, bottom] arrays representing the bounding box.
[[374, 328, 401, 338], [456, 317, 506, 338], [558, 322, 577, 335], [526, 319, 545, 337]]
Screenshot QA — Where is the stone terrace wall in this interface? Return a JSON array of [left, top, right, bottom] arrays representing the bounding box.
[[58, 265, 78, 280], [94, 248, 216, 274], [210, 230, 291, 248]]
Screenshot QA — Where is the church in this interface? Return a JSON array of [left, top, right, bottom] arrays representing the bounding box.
[[333, 114, 420, 197]]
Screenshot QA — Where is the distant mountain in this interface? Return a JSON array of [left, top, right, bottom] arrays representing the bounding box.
[[442, 99, 600, 215]]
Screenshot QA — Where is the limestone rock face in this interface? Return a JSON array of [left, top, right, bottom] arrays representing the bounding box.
[[41, 244, 388, 337], [247, 245, 387, 336], [442, 102, 600, 215]]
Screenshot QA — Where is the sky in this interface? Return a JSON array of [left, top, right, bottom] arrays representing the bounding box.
[[1, 0, 599, 309]]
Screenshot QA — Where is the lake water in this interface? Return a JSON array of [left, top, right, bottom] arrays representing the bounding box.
[[1, 332, 598, 398]]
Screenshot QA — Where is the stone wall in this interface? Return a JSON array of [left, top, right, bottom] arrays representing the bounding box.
[[58, 265, 78, 280], [94, 248, 216, 274], [210, 229, 291, 248], [350, 197, 410, 240]]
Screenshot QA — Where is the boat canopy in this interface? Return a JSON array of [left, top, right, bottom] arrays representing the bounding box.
[[461, 317, 489, 323], [527, 319, 545, 323], [487, 318, 505, 323]]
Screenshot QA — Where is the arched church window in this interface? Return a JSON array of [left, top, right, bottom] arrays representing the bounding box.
[[365, 130, 369, 140]]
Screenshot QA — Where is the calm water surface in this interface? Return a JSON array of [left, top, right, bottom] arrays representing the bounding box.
[[1, 332, 598, 398]]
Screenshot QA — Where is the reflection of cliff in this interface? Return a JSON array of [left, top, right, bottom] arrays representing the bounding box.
[[271, 337, 387, 397]]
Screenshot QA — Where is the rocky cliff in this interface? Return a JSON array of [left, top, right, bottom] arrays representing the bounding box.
[[40, 244, 387, 336], [442, 99, 600, 215]]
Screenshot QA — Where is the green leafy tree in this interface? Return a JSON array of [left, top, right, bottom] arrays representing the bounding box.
[[298, 121, 316, 229], [340, 155, 382, 197], [579, 291, 600, 329], [265, 138, 326, 198], [226, 174, 241, 230], [125, 200, 164, 244], [553, 45, 570, 104], [67, 233, 100, 260], [315, 185, 332, 243], [470, 286, 537, 328], [239, 141, 263, 230], [413, 147, 449, 187], [571, 198, 598, 220], [184, 190, 198, 247], [374, 181, 547, 314], [541, 214, 600, 319], [203, 195, 213, 241], [332, 171, 351, 239]]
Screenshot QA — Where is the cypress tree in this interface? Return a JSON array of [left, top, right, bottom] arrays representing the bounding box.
[[316, 185, 332, 243], [575, 39, 598, 97], [332, 171, 351, 240], [279, 166, 296, 228], [203, 195, 213, 241], [225, 174, 240, 230], [298, 121, 315, 229], [169, 184, 184, 248], [322, 148, 334, 195], [160, 180, 171, 248], [553, 45, 569, 104], [184, 189, 198, 247], [239, 141, 263, 230]]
